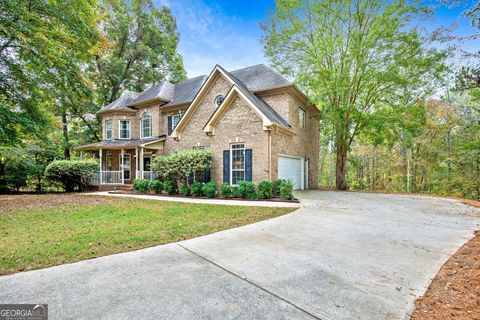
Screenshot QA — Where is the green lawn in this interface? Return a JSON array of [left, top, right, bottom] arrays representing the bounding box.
[[0, 194, 294, 275]]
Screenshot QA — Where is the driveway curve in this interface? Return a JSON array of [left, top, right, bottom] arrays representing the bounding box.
[[1, 191, 479, 319]]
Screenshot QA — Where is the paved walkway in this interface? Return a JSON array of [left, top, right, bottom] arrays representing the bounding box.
[[1, 191, 479, 319], [86, 191, 300, 207]]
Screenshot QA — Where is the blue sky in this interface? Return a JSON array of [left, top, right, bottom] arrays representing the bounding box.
[[155, 0, 479, 78]]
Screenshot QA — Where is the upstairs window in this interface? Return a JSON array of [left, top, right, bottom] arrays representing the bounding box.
[[299, 108, 306, 129], [214, 95, 224, 108], [105, 120, 112, 140], [140, 113, 152, 138], [119, 120, 131, 139]]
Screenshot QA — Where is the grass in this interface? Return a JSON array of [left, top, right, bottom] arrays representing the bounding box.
[[0, 194, 294, 275]]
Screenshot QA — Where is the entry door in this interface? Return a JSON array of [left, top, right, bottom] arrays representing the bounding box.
[[143, 155, 151, 171], [278, 155, 304, 190], [120, 154, 131, 180]]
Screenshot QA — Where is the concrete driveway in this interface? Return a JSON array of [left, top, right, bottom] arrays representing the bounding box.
[[1, 191, 479, 319]]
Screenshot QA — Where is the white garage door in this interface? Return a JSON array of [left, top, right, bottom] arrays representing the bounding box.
[[278, 155, 304, 190]]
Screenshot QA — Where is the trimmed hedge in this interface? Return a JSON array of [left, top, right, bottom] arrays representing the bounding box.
[[180, 183, 191, 196], [191, 181, 203, 196], [257, 180, 273, 199], [45, 160, 97, 192], [133, 179, 150, 193], [149, 180, 163, 194], [221, 182, 233, 197], [280, 180, 294, 200], [164, 180, 177, 195], [202, 182, 216, 198], [238, 181, 257, 200]]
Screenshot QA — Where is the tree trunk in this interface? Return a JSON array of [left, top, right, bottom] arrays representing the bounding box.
[[62, 113, 70, 160], [335, 129, 348, 190], [401, 144, 407, 192], [328, 140, 334, 187]]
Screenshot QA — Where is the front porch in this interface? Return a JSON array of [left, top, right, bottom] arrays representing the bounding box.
[[75, 138, 165, 186]]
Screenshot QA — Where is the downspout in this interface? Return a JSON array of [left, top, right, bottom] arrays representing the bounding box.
[[268, 130, 272, 181]]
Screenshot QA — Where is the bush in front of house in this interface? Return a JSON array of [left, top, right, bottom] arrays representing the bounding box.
[[257, 180, 273, 199], [133, 179, 150, 193], [280, 180, 294, 200], [238, 181, 257, 200], [220, 182, 233, 197], [232, 185, 241, 198], [151, 149, 213, 185], [180, 183, 191, 196], [45, 160, 98, 192], [191, 181, 203, 196], [202, 182, 216, 198], [148, 180, 163, 194], [272, 179, 286, 197], [164, 180, 177, 195]]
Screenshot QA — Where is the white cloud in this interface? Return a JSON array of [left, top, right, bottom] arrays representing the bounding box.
[[154, 0, 267, 77]]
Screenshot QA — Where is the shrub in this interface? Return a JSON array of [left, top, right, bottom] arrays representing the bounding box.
[[220, 182, 232, 197], [44, 160, 98, 192], [191, 181, 203, 196], [179, 183, 191, 196], [202, 182, 216, 198], [133, 179, 150, 193], [164, 180, 177, 195], [148, 180, 163, 194], [272, 179, 286, 197], [151, 149, 213, 185], [257, 180, 273, 199], [238, 181, 257, 200], [232, 185, 241, 198], [280, 180, 294, 200]]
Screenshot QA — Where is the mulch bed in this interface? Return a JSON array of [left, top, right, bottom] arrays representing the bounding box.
[[411, 230, 480, 320], [108, 190, 300, 203]]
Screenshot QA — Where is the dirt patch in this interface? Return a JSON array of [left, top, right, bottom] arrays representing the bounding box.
[[0, 194, 116, 214], [411, 231, 480, 320]]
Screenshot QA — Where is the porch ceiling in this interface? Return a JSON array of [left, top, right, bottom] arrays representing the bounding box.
[[74, 136, 166, 151]]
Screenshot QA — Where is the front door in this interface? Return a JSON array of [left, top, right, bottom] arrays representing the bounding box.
[[120, 154, 131, 181], [143, 155, 151, 171]]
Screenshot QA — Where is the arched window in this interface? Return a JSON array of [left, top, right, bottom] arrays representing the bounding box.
[[140, 113, 152, 138]]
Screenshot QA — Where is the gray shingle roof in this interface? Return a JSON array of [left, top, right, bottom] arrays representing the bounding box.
[[98, 91, 138, 113], [218, 66, 291, 128], [129, 81, 175, 106], [163, 75, 207, 107], [230, 64, 291, 92]]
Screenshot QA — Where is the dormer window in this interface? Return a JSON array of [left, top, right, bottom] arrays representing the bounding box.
[[214, 95, 224, 108], [105, 120, 112, 140], [140, 113, 152, 138], [119, 120, 131, 139]]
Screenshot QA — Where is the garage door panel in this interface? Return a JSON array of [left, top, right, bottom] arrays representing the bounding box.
[[278, 156, 303, 190]]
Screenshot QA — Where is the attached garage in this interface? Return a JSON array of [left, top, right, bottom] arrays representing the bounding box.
[[278, 155, 304, 190]]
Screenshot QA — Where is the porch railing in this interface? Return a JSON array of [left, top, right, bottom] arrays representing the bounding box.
[[101, 171, 122, 184], [136, 171, 158, 180]]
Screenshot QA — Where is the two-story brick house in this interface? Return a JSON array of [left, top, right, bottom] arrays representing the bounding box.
[[75, 64, 320, 189]]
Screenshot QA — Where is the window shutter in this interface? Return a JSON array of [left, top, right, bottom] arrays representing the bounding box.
[[204, 168, 211, 183], [167, 116, 172, 135], [223, 150, 230, 183], [245, 149, 252, 181]]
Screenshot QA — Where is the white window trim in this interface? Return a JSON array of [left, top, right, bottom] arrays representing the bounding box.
[[170, 113, 183, 133], [118, 120, 131, 140], [140, 113, 152, 139], [105, 120, 113, 140], [119, 153, 131, 180], [299, 108, 306, 130], [230, 143, 245, 186]]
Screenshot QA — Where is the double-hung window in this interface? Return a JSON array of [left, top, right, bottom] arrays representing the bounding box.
[[230, 143, 245, 185], [140, 113, 152, 138], [119, 120, 131, 139], [171, 114, 182, 132], [299, 108, 306, 129], [105, 120, 112, 140]]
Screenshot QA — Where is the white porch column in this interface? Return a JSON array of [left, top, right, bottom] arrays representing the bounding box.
[[99, 149, 103, 184], [140, 147, 144, 178], [135, 147, 138, 179], [121, 149, 125, 185]]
